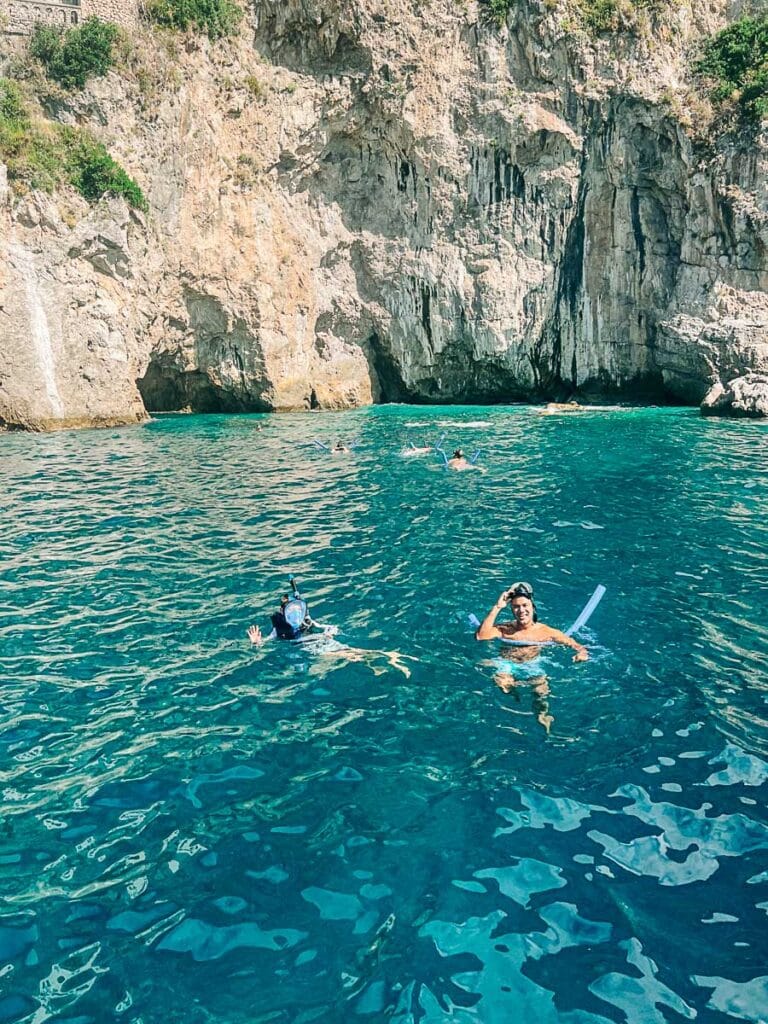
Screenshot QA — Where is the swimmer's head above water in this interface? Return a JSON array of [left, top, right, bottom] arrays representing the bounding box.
[[272, 590, 311, 639], [474, 579, 591, 663], [505, 582, 538, 622], [509, 593, 538, 626]]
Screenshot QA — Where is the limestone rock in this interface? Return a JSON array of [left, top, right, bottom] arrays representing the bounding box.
[[1, 0, 768, 429], [701, 373, 768, 417]]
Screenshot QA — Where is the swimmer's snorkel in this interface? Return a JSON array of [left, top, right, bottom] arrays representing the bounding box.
[[272, 576, 311, 640]]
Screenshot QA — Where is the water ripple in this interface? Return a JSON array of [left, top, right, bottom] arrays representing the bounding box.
[[0, 408, 766, 1022]]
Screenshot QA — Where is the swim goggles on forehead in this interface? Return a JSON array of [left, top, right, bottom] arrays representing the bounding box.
[[507, 581, 534, 599]]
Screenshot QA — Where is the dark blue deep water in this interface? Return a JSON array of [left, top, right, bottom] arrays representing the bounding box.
[[1, 405, 767, 1023]]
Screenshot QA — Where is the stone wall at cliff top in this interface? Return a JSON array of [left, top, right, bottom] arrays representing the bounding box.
[[1, 0, 768, 429]]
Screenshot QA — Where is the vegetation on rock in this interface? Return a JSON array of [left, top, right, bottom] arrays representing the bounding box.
[[29, 17, 120, 90], [479, 0, 516, 25], [66, 134, 147, 210], [577, 0, 673, 34], [0, 79, 147, 210], [144, 0, 242, 39], [478, 0, 675, 34], [694, 17, 768, 123]]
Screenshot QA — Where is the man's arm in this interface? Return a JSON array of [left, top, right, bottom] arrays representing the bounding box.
[[546, 628, 588, 661], [475, 592, 508, 640]]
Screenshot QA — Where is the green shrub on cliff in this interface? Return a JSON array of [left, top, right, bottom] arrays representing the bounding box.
[[0, 79, 25, 124], [578, 0, 673, 34], [63, 132, 148, 211], [694, 17, 768, 123], [0, 80, 147, 210], [144, 0, 242, 39], [0, 80, 62, 191], [29, 17, 120, 90], [479, 0, 516, 25]]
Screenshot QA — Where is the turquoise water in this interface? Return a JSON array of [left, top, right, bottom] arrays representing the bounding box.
[[1, 405, 767, 1023]]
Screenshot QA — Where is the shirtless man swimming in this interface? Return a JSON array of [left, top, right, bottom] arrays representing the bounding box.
[[446, 449, 485, 472], [475, 581, 587, 733], [476, 582, 588, 657]]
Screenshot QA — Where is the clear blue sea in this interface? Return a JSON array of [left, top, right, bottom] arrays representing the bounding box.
[[1, 405, 767, 1023]]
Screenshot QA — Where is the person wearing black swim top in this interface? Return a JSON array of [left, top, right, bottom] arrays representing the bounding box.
[[246, 584, 415, 677], [248, 587, 321, 646]]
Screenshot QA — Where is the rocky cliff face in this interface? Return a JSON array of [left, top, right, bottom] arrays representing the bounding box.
[[2, 0, 767, 428]]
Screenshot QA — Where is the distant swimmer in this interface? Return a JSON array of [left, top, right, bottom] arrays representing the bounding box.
[[444, 448, 485, 472], [312, 439, 356, 454], [401, 432, 445, 457], [401, 440, 433, 457]]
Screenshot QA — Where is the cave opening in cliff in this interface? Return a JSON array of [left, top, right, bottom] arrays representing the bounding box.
[[137, 357, 269, 414]]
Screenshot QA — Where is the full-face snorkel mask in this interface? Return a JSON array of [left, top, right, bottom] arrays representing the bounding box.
[[272, 578, 311, 639]]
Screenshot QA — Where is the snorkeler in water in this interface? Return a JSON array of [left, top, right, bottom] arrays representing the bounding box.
[[247, 580, 330, 645], [401, 433, 446, 457], [311, 439, 356, 454], [247, 579, 414, 677]]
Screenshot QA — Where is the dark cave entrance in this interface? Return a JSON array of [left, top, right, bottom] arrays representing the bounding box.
[[137, 356, 270, 413]]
